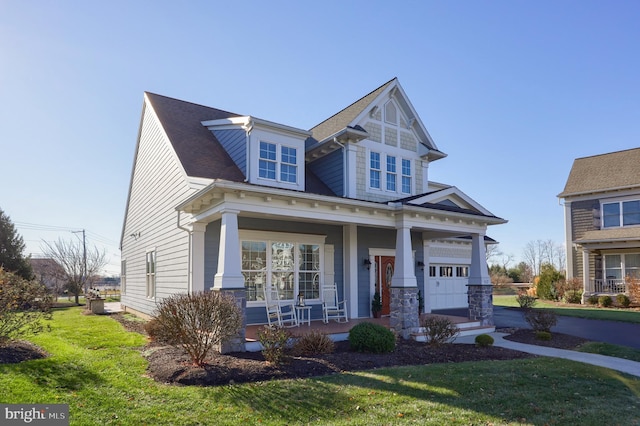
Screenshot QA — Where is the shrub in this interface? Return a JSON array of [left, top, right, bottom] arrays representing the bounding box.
[[143, 318, 165, 342], [536, 264, 564, 300], [515, 292, 537, 309], [524, 309, 557, 333], [293, 330, 334, 356], [616, 294, 631, 308], [563, 290, 583, 304], [553, 278, 582, 303], [535, 331, 552, 341], [587, 294, 599, 305], [0, 268, 52, 346], [627, 276, 640, 303], [257, 325, 292, 366], [348, 322, 395, 353], [421, 316, 460, 346], [474, 334, 494, 347], [598, 295, 613, 308], [153, 291, 242, 367]]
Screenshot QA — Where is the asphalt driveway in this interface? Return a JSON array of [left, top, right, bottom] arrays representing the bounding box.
[[493, 306, 640, 349]]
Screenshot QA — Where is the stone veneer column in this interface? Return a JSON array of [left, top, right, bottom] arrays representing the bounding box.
[[212, 210, 246, 353], [389, 221, 419, 338], [467, 233, 493, 326]]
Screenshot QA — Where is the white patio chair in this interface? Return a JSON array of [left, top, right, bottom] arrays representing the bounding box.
[[263, 283, 298, 327], [321, 283, 348, 323]]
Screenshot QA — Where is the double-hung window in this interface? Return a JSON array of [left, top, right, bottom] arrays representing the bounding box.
[[401, 159, 411, 194], [369, 151, 413, 195], [603, 200, 640, 228], [146, 250, 156, 298], [259, 141, 298, 184], [386, 155, 397, 191], [370, 152, 381, 189]]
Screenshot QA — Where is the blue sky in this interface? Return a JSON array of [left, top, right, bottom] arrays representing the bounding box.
[[2, 1, 639, 275]]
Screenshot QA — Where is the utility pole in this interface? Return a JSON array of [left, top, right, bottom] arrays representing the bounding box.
[[72, 229, 87, 294]]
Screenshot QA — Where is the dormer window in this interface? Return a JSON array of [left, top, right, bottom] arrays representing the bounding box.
[[603, 200, 640, 228], [259, 141, 298, 184]]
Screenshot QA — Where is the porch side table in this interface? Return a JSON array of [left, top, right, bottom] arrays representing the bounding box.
[[295, 305, 312, 327]]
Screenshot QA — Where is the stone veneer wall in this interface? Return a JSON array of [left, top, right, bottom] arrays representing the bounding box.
[[467, 285, 493, 326], [389, 287, 420, 338], [214, 288, 247, 353]]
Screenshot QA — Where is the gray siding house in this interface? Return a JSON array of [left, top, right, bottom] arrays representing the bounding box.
[[120, 78, 506, 345], [558, 147, 640, 300]]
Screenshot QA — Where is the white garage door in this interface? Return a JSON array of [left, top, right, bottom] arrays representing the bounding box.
[[427, 265, 469, 310]]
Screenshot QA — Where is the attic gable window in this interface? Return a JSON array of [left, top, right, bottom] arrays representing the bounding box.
[[603, 200, 640, 228], [385, 101, 397, 124]]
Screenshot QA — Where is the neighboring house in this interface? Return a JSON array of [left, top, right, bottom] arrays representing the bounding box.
[[120, 78, 506, 348], [558, 147, 640, 300], [30, 258, 66, 295]]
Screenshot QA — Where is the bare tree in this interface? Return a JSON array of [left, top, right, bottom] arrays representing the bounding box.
[[523, 239, 566, 277], [41, 238, 106, 305], [485, 244, 503, 264]]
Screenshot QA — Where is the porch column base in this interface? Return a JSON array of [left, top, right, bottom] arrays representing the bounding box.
[[389, 287, 420, 339], [212, 288, 247, 353], [467, 284, 493, 326]]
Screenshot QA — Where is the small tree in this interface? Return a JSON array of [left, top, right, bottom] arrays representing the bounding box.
[[41, 237, 106, 304], [0, 209, 33, 280], [153, 291, 242, 367], [536, 263, 564, 300], [0, 268, 51, 346]]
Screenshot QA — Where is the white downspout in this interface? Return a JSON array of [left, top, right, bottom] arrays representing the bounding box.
[[177, 210, 193, 292], [243, 121, 253, 182]]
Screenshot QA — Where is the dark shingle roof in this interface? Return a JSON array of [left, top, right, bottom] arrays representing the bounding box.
[[145, 92, 246, 181], [559, 147, 640, 198], [309, 78, 396, 142]]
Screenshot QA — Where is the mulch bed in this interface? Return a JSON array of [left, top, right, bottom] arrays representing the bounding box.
[[0, 313, 591, 388]]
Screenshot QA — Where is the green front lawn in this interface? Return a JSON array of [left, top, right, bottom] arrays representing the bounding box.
[[2, 307, 640, 425], [494, 295, 640, 323]]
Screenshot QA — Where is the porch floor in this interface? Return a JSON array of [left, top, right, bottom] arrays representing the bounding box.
[[245, 312, 473, 342]]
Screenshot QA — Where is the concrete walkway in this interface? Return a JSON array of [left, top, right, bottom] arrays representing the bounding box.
[[103, 302, 123, 314], [455, 332, 640, 378]]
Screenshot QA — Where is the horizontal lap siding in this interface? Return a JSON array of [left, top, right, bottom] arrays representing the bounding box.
[[571, 199, 599, 278], [121, 104, 194, 316], [213, 129, 246, 176], [308, 150, 343, 196]]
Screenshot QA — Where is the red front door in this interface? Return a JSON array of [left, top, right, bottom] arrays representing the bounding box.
[[378, 256, 394, 316]]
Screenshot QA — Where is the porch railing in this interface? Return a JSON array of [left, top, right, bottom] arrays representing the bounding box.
[[590, 279, 627, 294]]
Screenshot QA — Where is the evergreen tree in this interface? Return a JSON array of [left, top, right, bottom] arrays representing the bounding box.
[[0, 208, 33, 280]]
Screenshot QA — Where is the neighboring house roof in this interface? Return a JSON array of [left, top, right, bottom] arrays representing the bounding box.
[[576, 227, 640, 244], [558, 147, 640, 198]]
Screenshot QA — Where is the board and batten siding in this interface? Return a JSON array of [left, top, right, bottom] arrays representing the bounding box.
[[308, 149, 343, 196], [121, 102, 199, 316], [212, 129, 246, 176]]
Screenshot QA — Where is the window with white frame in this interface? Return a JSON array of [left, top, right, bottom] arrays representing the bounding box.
[[121, 259, 126, 295], [401, 159, 411, 194], [258, 141, 298, 184], [603, 200, 640, 228], [241, 232, 323, 303], [369, 150, 413, 195], [370, 152, 381, 189], [146, 251, 156, 298], [384, 100, 398, 124], [386, 155, 397, 191], [605, 253, 640, 279]]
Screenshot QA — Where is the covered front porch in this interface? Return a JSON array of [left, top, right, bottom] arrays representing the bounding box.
[[245, 310, 495, 352]]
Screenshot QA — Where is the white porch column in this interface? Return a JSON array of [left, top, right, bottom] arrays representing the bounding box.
[[213, 209, 244, 289], [423, 241, 432, 313], [582, 247, 590, 302], [469, 234, 490, 285], [467, 233, 493, 326], [344, 223, 358, 318], [391, 222, 417, 288], [390, 219, 419, 338], [190, 223, 207, 292]]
